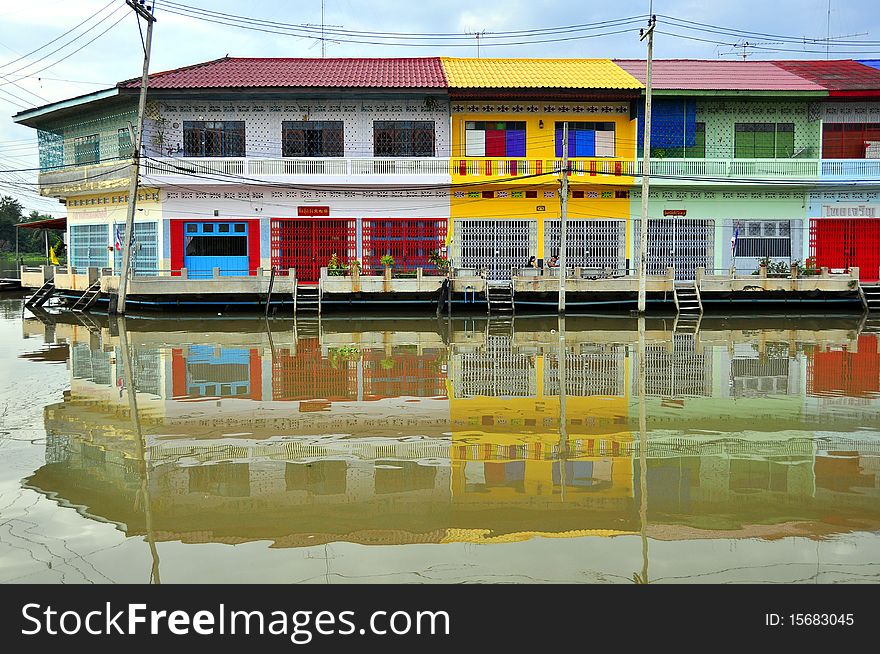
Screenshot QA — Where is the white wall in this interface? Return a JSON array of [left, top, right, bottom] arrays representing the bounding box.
[[146, 96, 451, 158]]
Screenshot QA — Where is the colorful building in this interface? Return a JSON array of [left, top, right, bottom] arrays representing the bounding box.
[[12, 56, 880, 296]]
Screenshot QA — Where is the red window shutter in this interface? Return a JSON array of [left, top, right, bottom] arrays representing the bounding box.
[[485, 130, 506, 157]]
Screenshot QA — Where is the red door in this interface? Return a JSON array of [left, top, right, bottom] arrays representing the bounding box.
[[361, 218, 447, 274], [270, 218, 355, 283], [810, 218, 880, 282]]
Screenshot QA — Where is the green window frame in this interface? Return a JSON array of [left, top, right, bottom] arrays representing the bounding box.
[[734, 123, 794, 158]]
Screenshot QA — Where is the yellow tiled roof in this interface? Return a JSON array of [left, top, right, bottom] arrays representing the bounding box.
[[441, 58, 643, 89]]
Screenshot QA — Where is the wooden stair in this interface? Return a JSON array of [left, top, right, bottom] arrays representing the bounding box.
[[674, 283, 703, 315], [72, 309, 103, 333], [295, 283, 321, 315], [294, 316, 321, 340], [24, 280, 55, 309], [71, 280, 102, 313], [486, 281, 514, 316], [673, 312, 702, 335], [860, 284, 880, 312]]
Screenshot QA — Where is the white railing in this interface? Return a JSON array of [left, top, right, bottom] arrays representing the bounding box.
[[821, 159, 880, 178], [143, 157, 450, 178], [636, 158, 821, 179]]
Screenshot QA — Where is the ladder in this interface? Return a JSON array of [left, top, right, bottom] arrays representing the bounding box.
[[70, 280, 102, 313], [673, 311, 702, 335], [674, 282, 703, 315], [859, 283, 880, 313], [486, 281, 514, 316], [295, 282, 321, 315], [293, 315, 321, 340], [24, 280, 56, 308], [72, 309, 103, 333]]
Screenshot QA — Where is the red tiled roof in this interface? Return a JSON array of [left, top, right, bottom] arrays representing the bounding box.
[[772, 60, 880, 93], [120, 57, 447, 89], [613, 59, 826, 91]]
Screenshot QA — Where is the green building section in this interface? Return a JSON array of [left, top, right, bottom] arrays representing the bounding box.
[[697, 98, 821, 160], [37, 101, 137, 170]]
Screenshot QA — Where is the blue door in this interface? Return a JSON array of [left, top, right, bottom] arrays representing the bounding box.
[[183, 222, 250, 278]]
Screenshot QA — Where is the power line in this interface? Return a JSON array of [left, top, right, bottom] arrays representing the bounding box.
[[0, 5, 128, 88], [0, 0, 118, 72]]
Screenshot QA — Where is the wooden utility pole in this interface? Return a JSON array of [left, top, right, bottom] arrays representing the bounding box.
[[637, 15, 656, 315], [115, 1, 156, 314], [558, 121, 569, 314]]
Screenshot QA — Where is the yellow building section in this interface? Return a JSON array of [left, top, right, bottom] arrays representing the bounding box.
[[448, 183, 633, 260], [449, 102, 639, 185], [65, 187, 161, 209], [440, 58, 643, 89]]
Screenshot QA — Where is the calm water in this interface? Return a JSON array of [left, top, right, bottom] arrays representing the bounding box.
[[1, 297, 879, 584]]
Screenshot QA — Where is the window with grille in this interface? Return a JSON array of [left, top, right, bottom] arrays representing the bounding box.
[[373, 121, 435, 157], [183, 121, 245, 157], [822, 123, 880, 159], [555, 122, 616, 157], [70, 223, 108, 269], [733, 220, 792, 258], [282, 121, 343, 157], [465, 121, 526, 157], [113, 222, 158, 275], [73, 134, 100, 164], [117, 128, 131, 158], [734, 123, 794, 158]]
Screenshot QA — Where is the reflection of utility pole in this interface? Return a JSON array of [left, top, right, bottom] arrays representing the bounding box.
[[636, 15, 656, 315], [116, 316, 161, 583], [634, 316, 649, 584], [557, 315, 568, 501], [116, 1, 156, 314]]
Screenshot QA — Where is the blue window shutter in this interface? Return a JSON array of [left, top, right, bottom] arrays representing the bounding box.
[[506, 130, 526, 157]]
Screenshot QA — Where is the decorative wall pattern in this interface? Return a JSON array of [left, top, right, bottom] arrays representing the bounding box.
[[696, 99, 821, 159], [821, 102, 880, 124], [150, 98, 451, 158]]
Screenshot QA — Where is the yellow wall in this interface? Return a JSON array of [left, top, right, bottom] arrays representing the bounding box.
[[450, 101, 638, 179]]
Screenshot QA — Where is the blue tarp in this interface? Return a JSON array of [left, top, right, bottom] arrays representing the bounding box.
[[636, 98, 697, 150]]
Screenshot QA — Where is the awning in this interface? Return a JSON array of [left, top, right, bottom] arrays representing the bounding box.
[[16, 217, 66, 230]]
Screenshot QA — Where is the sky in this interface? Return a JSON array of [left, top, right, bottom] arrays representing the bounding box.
[[0, 0, 877, 217]]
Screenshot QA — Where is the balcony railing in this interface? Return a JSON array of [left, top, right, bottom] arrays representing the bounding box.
[[636, 158, 821, 179], [129, 155, 880, 185], [820, 159, 880, 179], [142, 157, 450, 179], [452, 158, 636, 179]]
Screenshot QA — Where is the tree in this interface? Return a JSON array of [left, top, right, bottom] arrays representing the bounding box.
[[0, 195, 59, 254]]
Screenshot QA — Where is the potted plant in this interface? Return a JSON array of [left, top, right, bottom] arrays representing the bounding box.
[[328, 253, 347, 276], [428, 249, 450, 275]]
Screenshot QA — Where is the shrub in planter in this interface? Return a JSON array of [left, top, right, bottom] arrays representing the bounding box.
[[328, 253, 347, 276]]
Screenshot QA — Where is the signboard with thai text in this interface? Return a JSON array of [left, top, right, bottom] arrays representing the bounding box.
[[297, 206, 330, 217]]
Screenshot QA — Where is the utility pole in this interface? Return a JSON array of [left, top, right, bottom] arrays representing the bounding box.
[[558, 121, 569, 314], [115, 0, 156, 315], [637, 14, 656, 315]]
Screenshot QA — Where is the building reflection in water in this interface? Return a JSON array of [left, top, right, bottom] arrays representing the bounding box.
[[21, 314, 880, 581]]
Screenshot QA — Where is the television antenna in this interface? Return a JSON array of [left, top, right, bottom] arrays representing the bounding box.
[[466, 29, 487, 58], [303, 0, 342, 57], [717, 40, 784, 60]]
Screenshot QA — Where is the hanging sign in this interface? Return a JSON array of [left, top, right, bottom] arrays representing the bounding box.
[[663, 209, 687, 217], [298, 206, 330, 216]]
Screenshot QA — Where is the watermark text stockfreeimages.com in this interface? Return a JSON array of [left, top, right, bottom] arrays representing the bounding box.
[[21, 603, 450, 644]]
